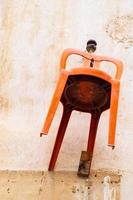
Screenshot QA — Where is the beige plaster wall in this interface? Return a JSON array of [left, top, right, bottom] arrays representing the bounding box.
[[0, 0, 132, 173]]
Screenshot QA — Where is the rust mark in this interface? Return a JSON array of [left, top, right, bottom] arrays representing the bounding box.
[[106, 14, 133, 48]]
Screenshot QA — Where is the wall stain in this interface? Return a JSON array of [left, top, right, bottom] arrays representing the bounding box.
[[19, 96, 34, 106], [0, 95, 10, 112], [19, 0, 41, 42], [106, 14, 133, 48], [38, 1, 67, 90], [0, 0, 14, 84]]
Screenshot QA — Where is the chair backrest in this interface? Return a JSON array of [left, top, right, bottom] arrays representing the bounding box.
[[60, 49, 123, 80]]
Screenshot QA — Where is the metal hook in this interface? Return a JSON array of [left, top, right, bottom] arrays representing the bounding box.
[[86, 39, 97, 68]]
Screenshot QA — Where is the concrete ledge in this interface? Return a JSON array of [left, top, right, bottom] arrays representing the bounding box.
[[0, 170, 121, 200]]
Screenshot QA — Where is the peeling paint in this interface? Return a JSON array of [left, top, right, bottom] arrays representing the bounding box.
[[106, 14, 133, 48]]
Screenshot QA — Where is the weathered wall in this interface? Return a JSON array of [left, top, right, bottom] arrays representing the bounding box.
[[0, 0, 132, 173]]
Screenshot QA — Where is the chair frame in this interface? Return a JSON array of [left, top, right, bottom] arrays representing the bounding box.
[[40, 48, 123, 172]]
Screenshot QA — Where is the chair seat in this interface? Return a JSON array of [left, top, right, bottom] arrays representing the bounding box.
[[61, 75, 111, 113]]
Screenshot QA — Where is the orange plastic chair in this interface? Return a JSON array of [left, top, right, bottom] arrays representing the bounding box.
[[40, 47, 123, 173]]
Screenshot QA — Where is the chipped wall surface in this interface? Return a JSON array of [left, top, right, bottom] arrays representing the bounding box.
[[0, 0, 132, 175]]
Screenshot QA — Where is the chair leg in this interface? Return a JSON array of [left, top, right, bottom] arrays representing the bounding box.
[[40, 71, 69, 136], [87, 112, 101, 174], [48, 107, 72, 171], [108, 80, 120, 148]]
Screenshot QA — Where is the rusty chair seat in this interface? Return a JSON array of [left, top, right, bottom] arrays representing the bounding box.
[[61, 75, 111, 113]]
